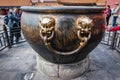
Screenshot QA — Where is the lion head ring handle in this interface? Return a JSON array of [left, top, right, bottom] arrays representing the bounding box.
[[39, 16, 93, 55]]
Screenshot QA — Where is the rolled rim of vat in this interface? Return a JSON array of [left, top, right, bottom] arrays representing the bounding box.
[[21, 6, 105, 13]]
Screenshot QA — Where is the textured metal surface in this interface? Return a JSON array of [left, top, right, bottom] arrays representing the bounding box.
[[21, 6, 105, 64], [39, 16, 93, 55], [21, 6, 105, 13]]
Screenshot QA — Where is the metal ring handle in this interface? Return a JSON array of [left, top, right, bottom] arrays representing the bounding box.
[[39, 16, 93, 55]]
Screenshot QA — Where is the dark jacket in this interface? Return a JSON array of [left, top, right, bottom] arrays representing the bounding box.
[[107, 9, 111, 17], [7, 11, 19, 28]]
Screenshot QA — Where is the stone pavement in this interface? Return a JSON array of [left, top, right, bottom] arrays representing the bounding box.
[[0, 42, 120, 80]]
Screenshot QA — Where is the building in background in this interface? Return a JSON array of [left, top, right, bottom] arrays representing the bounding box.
[[0, 0, 31, 15], [107, 0, 120, 8], [0, 0, 119, 15], [0, 0, 60, 15]]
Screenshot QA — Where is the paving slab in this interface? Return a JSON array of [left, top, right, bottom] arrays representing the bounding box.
[[0, 42, 120, 80]]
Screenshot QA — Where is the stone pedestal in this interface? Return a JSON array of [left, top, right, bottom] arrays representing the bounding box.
[[36, 54, 90, 79]]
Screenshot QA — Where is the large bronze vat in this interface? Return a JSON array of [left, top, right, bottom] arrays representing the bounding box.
[[21, 6, 105, 79]]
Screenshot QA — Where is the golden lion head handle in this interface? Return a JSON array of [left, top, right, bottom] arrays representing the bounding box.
[[39, 16, 93, 55], [76, 16, 93, 47], [39, 17, 55, 45]]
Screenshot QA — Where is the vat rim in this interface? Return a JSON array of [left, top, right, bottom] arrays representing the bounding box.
[[21, 6, 105, 13]]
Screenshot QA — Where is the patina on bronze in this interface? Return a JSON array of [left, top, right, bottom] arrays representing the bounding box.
[[21, 6, 105, 64], [39, 16, 92, 55]]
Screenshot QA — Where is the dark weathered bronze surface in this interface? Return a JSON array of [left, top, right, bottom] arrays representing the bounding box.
[[21, 6, 105, 64]]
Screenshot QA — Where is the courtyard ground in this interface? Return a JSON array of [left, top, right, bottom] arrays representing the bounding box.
[[0, 42, 120, 80]]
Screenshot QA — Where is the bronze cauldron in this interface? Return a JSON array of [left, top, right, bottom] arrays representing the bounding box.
[[21, 6, 105, 79]]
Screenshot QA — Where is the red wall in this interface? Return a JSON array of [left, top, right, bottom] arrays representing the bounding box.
[[0, 9, 6, 15], [107, 0, 120, 8]]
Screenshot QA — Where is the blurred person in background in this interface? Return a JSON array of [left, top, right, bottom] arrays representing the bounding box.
[[111, 2, 120, 27], [7, 8, 20, 45], [105, 5, 111, 26]]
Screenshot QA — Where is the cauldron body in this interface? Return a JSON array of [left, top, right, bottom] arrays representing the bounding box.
[[21, 6, 105, 64]]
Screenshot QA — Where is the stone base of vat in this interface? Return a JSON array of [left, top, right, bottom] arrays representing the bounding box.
[[36, 54, 90, 79]]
